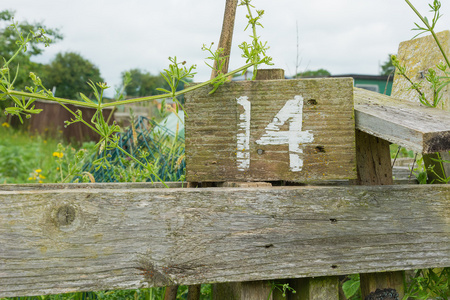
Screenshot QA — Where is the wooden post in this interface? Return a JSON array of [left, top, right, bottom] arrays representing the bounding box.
[[296, 277, 340, 300], [164, 286, 178, 300], [210, 0, 238, 79], [360, 272, 404, 300], [355, 129, 404, 298], [213, 281, 272, 300], [187, 284, 201, 300], [354, 130, 393, 186]]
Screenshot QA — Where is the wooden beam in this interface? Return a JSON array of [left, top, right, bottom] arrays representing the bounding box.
[[354, 87, 450, 153], [1, 184, 449, 297]]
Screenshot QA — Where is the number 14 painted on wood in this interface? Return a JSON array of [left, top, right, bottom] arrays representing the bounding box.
[[236, 95, 314, 172]]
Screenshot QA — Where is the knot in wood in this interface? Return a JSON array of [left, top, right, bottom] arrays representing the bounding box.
[[56, 205, 76, 226]]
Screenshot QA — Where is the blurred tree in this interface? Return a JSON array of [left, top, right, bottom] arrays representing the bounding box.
[[380, 54, 395, 76], [42, 52, 104, 99], [121, 69, 167, 97], [296, 68, 331, 78], [0, 10, 62, 90]]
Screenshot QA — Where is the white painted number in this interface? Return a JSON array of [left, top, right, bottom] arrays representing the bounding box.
[[236, 96, 251, 171], [236, 95, 314, 172]]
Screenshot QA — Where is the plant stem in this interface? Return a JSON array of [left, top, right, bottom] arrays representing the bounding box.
[[5, 60, 258, 112], [102, 61, 256, 108], [6, 90, 99, 108], [404, 0, 450, 68]]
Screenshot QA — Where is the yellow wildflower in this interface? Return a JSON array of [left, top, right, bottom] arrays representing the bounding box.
[[35, 169, 42, 173], [39, 175, 46, 179], [53, 152, 64, 158], [2, 122, 10, 128], [28, 177, 34, 181], [39, 180, 43, 183]]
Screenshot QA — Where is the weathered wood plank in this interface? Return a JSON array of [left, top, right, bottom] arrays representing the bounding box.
[[392, 30, 450, 111], [354, 87, 450, 153], [185, 77, 356, 182], [1, 184, 449, 297], [390, 31, 450, 186]]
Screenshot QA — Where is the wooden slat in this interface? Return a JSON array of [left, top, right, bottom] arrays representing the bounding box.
[[354, 87, 450, 153], [1, 184, 449, 297], [185, 77, 356, 182]]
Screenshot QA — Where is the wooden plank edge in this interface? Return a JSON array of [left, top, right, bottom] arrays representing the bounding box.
[[0, 181, 186, 191], [354, 87, 450, 153]]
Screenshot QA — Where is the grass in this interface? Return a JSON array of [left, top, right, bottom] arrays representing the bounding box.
[[0, 123, 64, 184]]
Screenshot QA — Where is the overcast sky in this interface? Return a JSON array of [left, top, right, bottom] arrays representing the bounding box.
[[4, 0, 450, 97]]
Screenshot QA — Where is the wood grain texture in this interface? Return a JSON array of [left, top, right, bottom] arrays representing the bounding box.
[[360, 272, 404, 300], [354, 130, 393, 186], [390, 32, 450, 184], [392, 30, 450, 111], [1, 184, 449, 297], [296, 277, 339, 300], [255, 69, 285, 80], [185, 78, 356, 182], [354, 87, 450, 153], [212, 281, 272, 300]]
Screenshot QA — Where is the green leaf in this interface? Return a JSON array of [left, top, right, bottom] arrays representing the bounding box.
[[156, 88, 170, 94], [79, 92, 94, 103], [28, 108, 43, 114], [5, 107, 22, 113], [342, 276, 360, 298]]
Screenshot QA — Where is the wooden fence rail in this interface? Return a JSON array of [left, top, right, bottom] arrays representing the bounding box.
[[1, 184, 449, 297]]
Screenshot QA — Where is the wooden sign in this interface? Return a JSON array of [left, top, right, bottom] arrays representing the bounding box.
[[185, 78, 356, 182]]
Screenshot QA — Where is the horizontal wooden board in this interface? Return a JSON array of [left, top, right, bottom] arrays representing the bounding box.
[[1, 184, 449, 297], [185, 78, 356, 182], [354, 87, 450, 153]]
